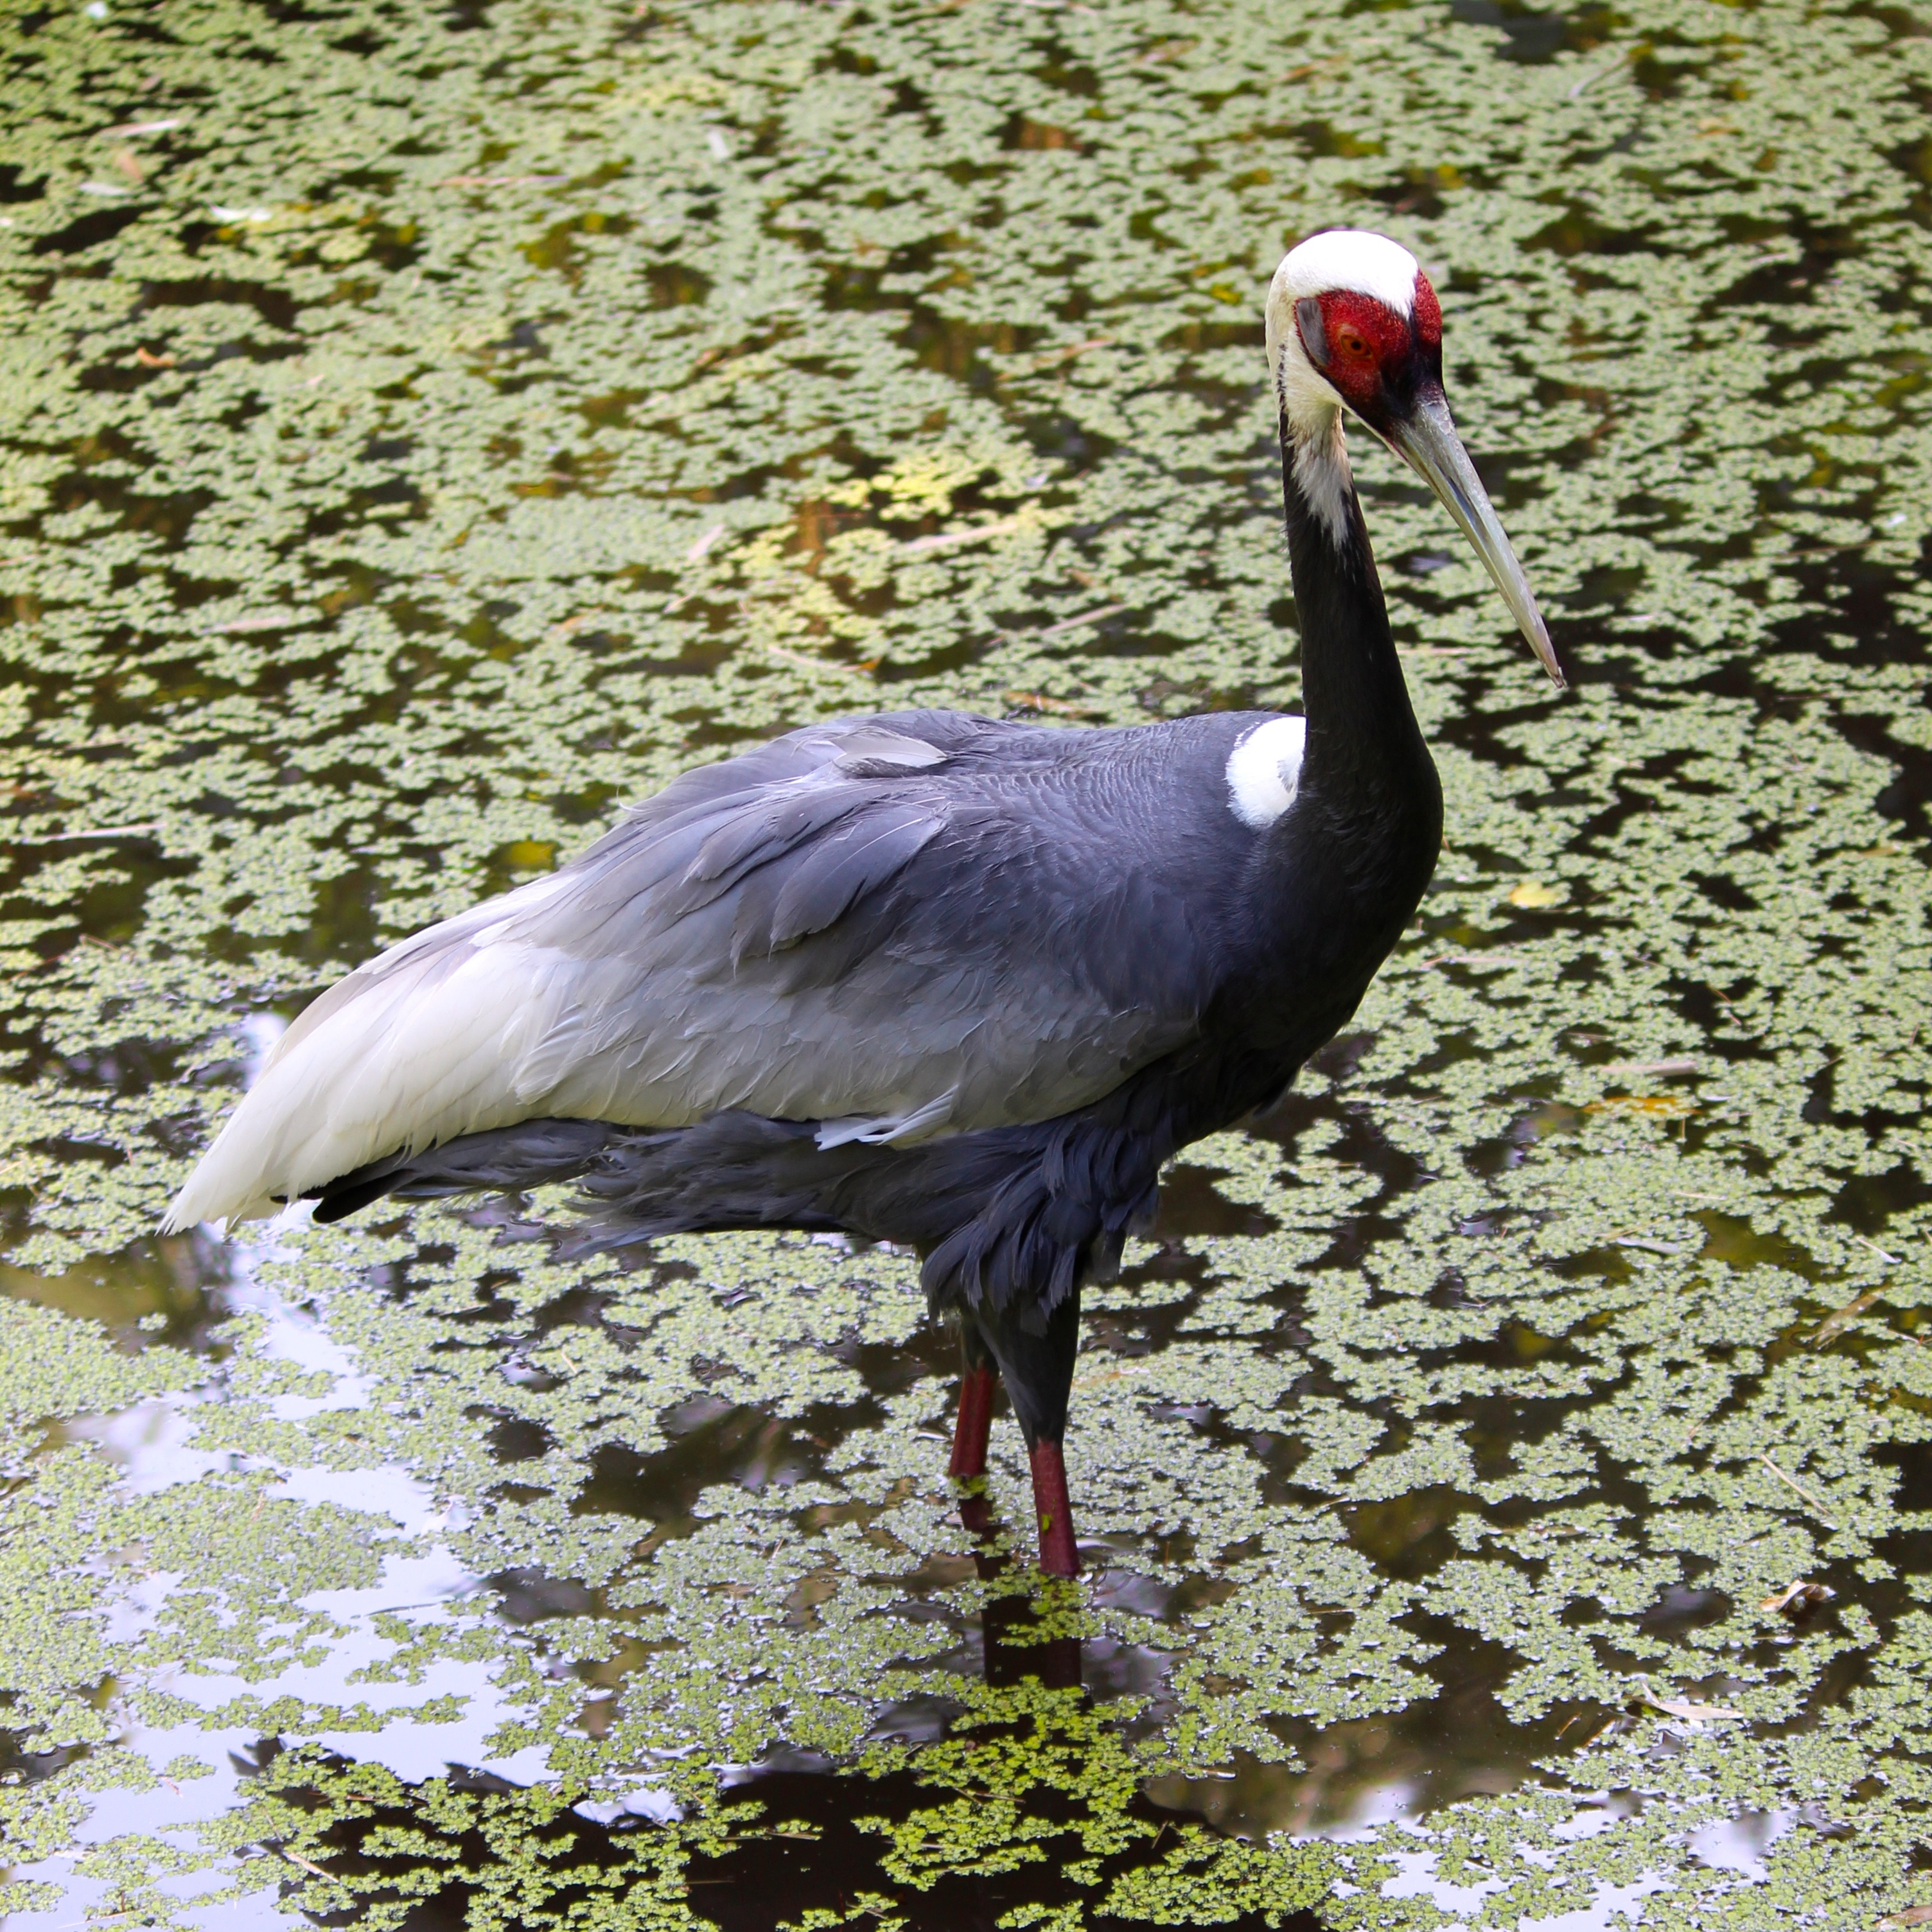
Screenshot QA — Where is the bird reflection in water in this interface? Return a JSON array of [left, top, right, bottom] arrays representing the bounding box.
[[950, 1488, 1085, 1694]]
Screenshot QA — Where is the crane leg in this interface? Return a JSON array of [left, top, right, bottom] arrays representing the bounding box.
[[949, 1324, 999, 1536], [1029, 1437, 1080, 1579], [972, 1289, 1084, 1578]]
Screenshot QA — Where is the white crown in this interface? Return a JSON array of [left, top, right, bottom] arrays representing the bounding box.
[[1272, 229, 1420, 317]]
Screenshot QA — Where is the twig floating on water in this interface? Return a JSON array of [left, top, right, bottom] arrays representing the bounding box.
[[10, 823, 158, 845], [1812, 1288, 1885, 1345], [1640, 1689, 1744, 1722], [1757, 1453, 1837, 1525], [766, 643, 863, 675], [1567, 54, 1625, 98], [1005, 689, 1102, 716], [1032, 335, 1114, 370], [897, 515, 1026, 556], [1037, 603, 1126, 636]]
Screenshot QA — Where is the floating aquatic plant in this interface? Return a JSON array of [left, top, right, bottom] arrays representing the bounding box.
[[1, 0, 1931, 1922]]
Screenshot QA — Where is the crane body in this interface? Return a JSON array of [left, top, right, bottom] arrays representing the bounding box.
[[164, 231, 1559, 1577]]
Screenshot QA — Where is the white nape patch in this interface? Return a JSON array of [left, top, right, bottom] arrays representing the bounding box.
[[1225, 716, 1307, 830]]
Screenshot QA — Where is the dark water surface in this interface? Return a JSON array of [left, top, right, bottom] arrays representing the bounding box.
[[2, 0, 1931, 1925]]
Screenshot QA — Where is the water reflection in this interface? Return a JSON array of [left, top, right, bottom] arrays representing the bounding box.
[[1, 1161, 1912, 1920], [0, 1235, 222, 1353]]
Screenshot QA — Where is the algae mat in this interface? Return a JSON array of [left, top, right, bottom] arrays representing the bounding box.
[[1, 0, 1931, 1924]]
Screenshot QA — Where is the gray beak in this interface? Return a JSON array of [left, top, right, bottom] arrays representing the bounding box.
[[1383, 389, 1565, 689]]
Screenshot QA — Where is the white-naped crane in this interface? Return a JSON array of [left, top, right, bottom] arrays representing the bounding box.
[[164, 231, 1561, 1577]]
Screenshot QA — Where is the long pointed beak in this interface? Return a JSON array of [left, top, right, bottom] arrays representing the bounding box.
[[1384, 389, 1565, 688]]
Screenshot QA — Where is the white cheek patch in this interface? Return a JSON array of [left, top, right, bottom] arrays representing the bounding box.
[[1225, 715, 1307, 829]]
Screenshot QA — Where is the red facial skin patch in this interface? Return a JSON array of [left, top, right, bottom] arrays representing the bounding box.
[[1412, 274, 1442, 346], [1302, 271, 1440, 419]]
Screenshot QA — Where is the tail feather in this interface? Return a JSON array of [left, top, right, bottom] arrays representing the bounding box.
[[307, 1118, 620, 1224], [286, 1101, 1165, 1328]]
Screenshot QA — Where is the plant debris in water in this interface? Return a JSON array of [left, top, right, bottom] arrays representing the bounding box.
[[2, 0, 1931, 1924]]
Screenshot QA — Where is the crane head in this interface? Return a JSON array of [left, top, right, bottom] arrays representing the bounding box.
[[1265, 229, 1564, 689]]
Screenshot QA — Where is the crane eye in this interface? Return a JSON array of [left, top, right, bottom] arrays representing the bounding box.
[[1333, 324, 1372, 360]]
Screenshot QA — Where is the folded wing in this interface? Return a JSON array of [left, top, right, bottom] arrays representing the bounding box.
[[163, 710, 1255, 1229]]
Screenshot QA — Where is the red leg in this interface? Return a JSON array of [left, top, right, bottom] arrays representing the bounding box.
[[1029, 1439, 1081, 1577], [951, 1363, 999, 1538], [949, 1363, 997, 1479]]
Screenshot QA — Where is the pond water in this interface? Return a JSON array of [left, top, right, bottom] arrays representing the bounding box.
[[2, 0, 1931, 1925]]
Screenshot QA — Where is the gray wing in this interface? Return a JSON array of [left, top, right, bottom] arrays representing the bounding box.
[[164, 708, 1273, 1225]]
